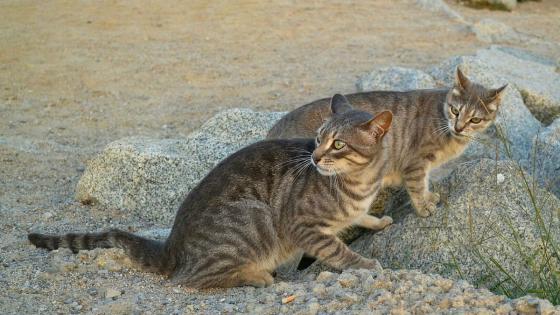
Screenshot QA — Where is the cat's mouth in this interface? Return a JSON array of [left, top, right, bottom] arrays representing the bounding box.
[[312, 160, 337, 176], [316, 166, 336, 176], [451, 130, 469, 139]]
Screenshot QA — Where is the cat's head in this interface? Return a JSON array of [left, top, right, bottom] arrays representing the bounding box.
[[444, 68, 507, 138], [312, 94, 392, 176]]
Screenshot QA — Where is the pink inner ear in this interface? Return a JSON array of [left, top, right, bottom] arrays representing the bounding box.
[[374, 111, 393, 132]]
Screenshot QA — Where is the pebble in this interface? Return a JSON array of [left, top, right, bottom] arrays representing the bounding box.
[[105, 288, 122, 299]]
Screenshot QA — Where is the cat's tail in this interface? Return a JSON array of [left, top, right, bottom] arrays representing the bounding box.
[[28, 229, 172, 274]]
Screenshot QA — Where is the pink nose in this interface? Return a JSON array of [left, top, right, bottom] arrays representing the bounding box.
[[312, 155, 321, 164]]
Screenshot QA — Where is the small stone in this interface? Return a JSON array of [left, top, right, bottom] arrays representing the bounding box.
[[87, 288, 98, 296], [496, 173, 505, 184], [281, 295, 296, 304], [316, 271, 336, 283], [312, 284, 327, 298], [337, 273, 359, 288], [105, 288, 122, 299]]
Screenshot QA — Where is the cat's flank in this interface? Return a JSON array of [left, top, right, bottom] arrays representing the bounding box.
[[268, 69, 507, 217], [28, 95, 393, 289]]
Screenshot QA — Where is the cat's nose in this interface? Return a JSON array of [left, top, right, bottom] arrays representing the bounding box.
[[454, 123, 465, 133], [312, 155, 321, 165]]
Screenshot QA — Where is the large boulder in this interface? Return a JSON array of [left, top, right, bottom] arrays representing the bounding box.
[[429, 50, 543, 161], [523, 118, 560, 198], [76, 109, 285, 223], [475, 46, 560, 125], [356, 67, 438, 92], [352, 159, 560, 296]]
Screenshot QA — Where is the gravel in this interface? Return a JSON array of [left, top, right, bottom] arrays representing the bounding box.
[[5, 246, 558, 314]]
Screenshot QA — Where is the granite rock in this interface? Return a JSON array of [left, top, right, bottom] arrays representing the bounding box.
[[76, 108, 285, 223], [352, 159, 560, 295]]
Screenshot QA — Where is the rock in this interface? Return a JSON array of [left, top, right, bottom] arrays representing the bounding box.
[[470, 19, 520, 43], [76, 109, 285, 223], [356, 67, 437, 92], [429, 52, 542, 161], [460, 0, 517, 11], [351, 159, 560, 295], [414, 0, 465, 21], [523, 118, 560, 197], [105, 288, 122, 299], [475, 46, 560, 125]]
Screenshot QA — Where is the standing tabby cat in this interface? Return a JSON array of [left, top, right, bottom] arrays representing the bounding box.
[[268, 69, 507, 217], [28, 95, 393, 289]]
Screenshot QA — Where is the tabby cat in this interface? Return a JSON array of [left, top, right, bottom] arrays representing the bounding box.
[[29, 95, 393, 289], [268, 69, 507, 217]]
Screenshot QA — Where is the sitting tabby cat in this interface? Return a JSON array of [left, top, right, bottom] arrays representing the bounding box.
[[28, 95, 393, 289], [268, 69, 507, 217]]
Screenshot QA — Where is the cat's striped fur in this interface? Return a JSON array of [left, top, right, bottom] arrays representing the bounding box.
[[28, 95, 393, 289], [268, 69, 507, 217]]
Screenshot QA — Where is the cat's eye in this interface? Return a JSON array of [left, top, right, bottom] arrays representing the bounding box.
[[470, 117, 482, 124], [316, 137, 321, 144], [333, 140, 346, 150], [450, 106, 459, 115]]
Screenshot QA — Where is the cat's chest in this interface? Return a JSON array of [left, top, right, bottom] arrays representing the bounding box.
[[325, 193, 376, 234], [429, 140, 468, 168]]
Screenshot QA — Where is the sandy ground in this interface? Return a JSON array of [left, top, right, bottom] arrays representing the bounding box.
[[1, 0, 559, 313]]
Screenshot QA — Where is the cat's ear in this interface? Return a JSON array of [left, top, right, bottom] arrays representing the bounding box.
[[455, 68, 471, 91], [486, 84, 508, 112], [330, 94, 353, 115], [361, 111, 393, 140]]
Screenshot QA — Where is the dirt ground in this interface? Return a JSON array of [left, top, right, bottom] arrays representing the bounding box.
[[1, 0, 559, 313]]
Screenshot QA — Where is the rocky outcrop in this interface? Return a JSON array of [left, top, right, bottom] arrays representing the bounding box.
[[352, 159, 560, 295], [476, 46, 560, 125], [75, 109, 285, 223]]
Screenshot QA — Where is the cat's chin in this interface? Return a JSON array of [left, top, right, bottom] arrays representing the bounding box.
[[315, 166, 336, 176], [451, 131, 470, 140]]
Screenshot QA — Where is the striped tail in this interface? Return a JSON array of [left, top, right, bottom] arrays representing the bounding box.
[[28, 229, 171, 274]]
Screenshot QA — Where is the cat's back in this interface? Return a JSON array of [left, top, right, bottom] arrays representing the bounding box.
[[177, 138, 315, 213], [267, 89, 448, 139]]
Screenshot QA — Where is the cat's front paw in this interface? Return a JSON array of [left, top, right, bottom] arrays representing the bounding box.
[[415, 200, 437, 217], [427, 191, 440, 204], [354, 258, 383, 272], [379, 216, 393, 229]]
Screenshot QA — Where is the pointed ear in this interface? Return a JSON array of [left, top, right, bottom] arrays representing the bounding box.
[[486, 84, 508, 111], [330, 94, 352, 115], [455, 67, 471, 91], [361, 111, 393, 140]]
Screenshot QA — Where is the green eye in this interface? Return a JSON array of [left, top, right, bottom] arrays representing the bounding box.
[[470, 117, 482, 124], [450, 106, 459, 115], [333, 140, 346, 150]]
